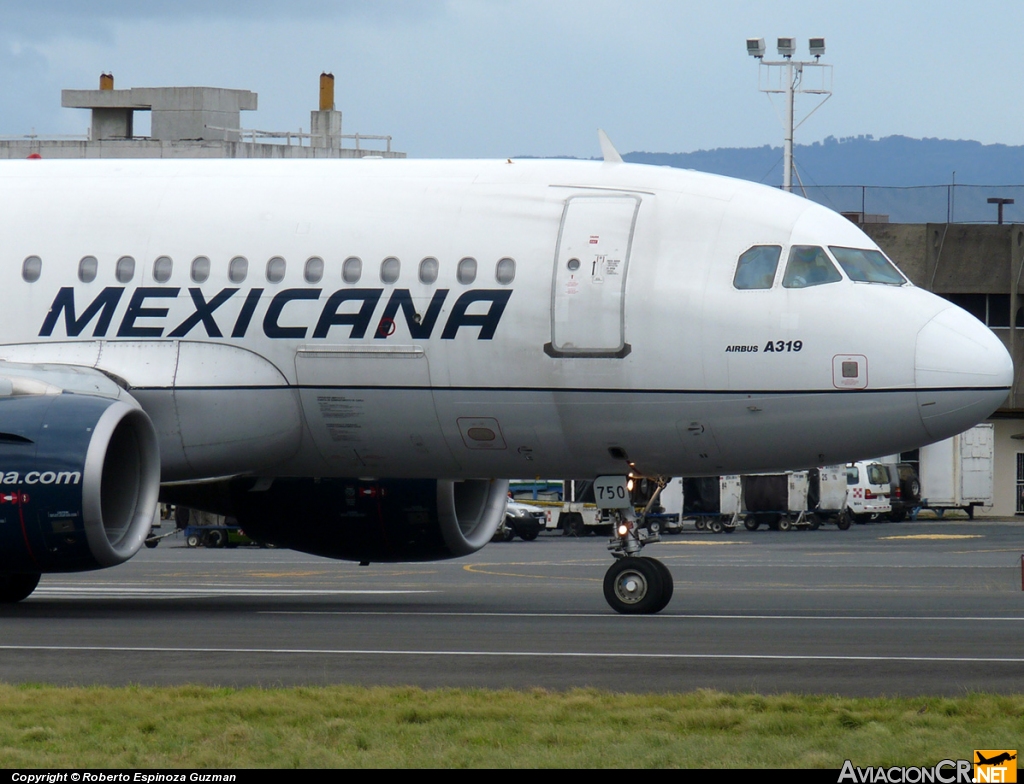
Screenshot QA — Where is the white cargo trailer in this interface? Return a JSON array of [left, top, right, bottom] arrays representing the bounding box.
[[659, 477, 683, 526], [720, 475, 743, 518], [918, 424, 994, 518], [816, 465, 848, 512]]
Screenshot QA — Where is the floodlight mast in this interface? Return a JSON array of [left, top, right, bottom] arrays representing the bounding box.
[[747, 37, 832, 193]]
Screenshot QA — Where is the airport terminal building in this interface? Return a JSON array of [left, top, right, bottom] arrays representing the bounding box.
[[0, 73, 404, 160], [859, 221, 1024, 516]]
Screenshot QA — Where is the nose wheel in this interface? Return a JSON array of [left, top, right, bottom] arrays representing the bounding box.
[[593, 473, 674, 614], [603, 556, 673, 614]]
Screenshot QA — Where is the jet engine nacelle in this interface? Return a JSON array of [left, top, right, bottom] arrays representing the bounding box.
[[166, 477, 510, 562], [0, 394, 160, 573]]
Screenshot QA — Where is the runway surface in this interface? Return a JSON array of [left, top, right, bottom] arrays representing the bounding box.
[[1, 519, 1022, 695]]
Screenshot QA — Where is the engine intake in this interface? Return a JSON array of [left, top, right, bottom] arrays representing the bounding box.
[[165, 477, 509, 562], [0, 394, 160, 572]]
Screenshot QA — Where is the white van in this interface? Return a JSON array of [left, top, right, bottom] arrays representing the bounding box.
[[845, 461, 892, 523]]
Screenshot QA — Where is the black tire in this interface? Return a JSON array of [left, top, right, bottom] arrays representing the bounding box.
[[722, 523, 736, 534], [778, 517, 792, 532], [563, 514, 586, 537], [186, 534, 199, 547], [808, 513, 821, 531], [603, 557, 665, 614], [836, 510, 852, 530], [744, 516, 759, 531], [518, 527, 540, 542], [905, 478, 921, 502], [0, 573, 40, 603], [710, 519, 723, 534], [144, 539, 159, 549], [695, 519, 707, 530], [206, 529, 226, 548], [646, 557, 674, 613], [854, 514, 870, 525], [501, 525, 515, 542], [889, 509, 906, 523]]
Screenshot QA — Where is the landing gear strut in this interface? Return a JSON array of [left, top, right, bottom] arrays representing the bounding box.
[[595, 475, 673, 614]]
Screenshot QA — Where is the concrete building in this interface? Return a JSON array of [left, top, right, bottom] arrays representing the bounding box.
[[863, 222, 1024, 516], [0, 73, 404, 160]]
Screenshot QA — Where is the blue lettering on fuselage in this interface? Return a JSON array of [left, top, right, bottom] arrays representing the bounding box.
[[38, 287, 512, 341]]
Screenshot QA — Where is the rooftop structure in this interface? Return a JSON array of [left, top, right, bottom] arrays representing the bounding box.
[[0, 73, 403, 159]]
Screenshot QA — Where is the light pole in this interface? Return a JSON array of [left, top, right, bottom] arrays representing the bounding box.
[[747, 37, 832, 193], [988, 197, 1014, 225]]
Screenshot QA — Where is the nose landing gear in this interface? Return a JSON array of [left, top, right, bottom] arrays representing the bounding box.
[[594, 474, 674, 614]]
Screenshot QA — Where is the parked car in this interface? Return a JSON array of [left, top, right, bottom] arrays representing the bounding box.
[[883, 462, 921, 521], [492, 499, 547, 541], [845, 461, 892, 523]]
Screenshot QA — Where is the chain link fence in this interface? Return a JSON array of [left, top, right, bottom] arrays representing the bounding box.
[[797, 184, 1024, 224]]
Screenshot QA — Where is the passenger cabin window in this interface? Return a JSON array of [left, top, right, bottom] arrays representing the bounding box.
[[115, 256, 135, 283], [419, 257, 439, 284], [78, 256, 98, 283], [228, 256, 248, 283], [266, 256, 286, 283], [153, 256, 173, 283], [304, 256, 324, 284], [343, 257, 362, 284], [457, 257, 477, 285], [495, 257, 516, 285], [22, 256, 41, 283], [782, 245, 842, 288], [829, 247, 906, 285], [191, 256, 211, 283], [733, 245, 781, 289], [380, 257, 400, 284]]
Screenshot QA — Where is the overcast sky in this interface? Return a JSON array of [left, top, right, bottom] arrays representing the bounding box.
[[2, 0, 1022, 159]]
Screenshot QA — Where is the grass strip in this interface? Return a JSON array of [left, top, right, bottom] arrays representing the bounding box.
[[0, 685, 1021, 768]]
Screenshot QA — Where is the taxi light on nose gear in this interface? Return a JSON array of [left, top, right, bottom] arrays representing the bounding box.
[[617, 523, 631, 537]]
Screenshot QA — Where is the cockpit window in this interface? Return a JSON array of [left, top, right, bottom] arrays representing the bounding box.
[[829, 246, 907, 285], [733, 245, 781, 289], [782, 245, 842, 288]]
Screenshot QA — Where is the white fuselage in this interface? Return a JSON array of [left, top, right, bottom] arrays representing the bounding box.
[[0, 158, 1012, 481]]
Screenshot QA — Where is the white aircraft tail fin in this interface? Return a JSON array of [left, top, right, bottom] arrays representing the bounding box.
[[598, 129, 623, 163]]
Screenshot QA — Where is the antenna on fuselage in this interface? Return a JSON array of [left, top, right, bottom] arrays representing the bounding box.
[[597, 129, 622, 164]]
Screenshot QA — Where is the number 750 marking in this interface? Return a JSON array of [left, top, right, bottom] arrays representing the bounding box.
[[593, 475, 631, 509]]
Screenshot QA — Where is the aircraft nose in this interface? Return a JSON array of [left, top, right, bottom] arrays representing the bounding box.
[[915, 306, 1014, 440]]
